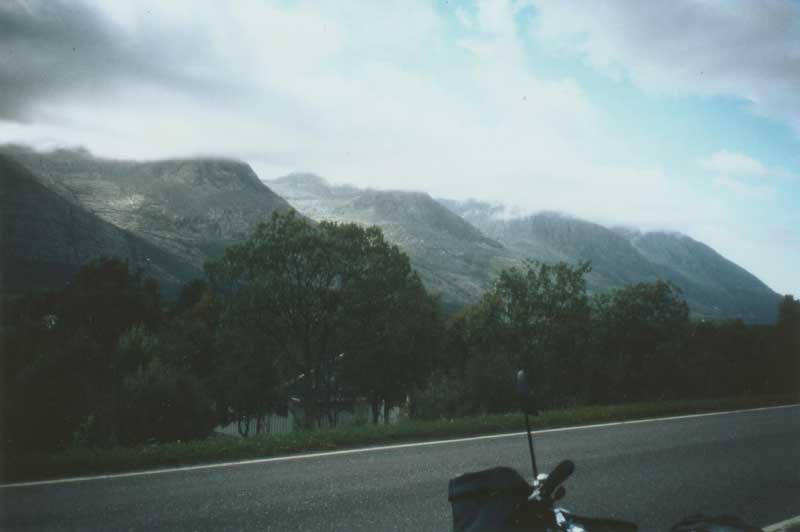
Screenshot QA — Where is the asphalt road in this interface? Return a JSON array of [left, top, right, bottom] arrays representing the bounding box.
[[1, 405, 798, 532]]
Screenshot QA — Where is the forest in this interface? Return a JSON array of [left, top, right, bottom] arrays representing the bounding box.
[[2, 212, 798, 452]]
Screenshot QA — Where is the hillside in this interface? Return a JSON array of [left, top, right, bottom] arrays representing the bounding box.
[[1, 145, 294, 271], [0, 154, 197, 294], [443, 199, 780, 322], [1, 146, 294, 294], [623, 230, 780, 322], [268, 174, 520, 308]]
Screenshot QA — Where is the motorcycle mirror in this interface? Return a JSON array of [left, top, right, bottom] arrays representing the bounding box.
[[516, 369, 530, 397], [516, 370, 538, 416]]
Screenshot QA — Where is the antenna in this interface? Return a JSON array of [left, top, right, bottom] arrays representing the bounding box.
[[524, 405, 538, 479], [516, 369, 538, 478]]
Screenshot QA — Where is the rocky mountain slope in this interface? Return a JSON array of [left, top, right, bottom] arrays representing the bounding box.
[[442, 199, 780, 322], [1, 146, 293, 294], [268, 174, 520, 308], [1, 154, 197, 293], [622, 229, 780, 322]]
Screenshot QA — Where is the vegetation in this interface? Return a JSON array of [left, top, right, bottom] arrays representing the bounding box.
[[4, 395, 789, 483], [205, 211, 439, 430], [2, 211, 798, 480]]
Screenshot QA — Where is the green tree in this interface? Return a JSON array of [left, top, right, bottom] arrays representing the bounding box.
[[440, 295, 514, 415], [421, 260, 592, 416], [775, 295, 800, 398], [207, 211, 435, 428], [211, 311, 283, 435], [341, 270, 440, 424], [494, 261, 592, 406], [207, 211, 337, 428], [118, 354, 216, 445], [58, 258, 162, 351], [589, 281, 690, 402], [1, 258, 166, 450], [684, 319, 766, 398]]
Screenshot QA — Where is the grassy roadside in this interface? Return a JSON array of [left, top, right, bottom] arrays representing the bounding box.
[[3, 395, 794, 483]]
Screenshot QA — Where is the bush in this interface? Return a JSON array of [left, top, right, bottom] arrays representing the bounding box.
[[3, 326, 105, 452], [118, 357, 216, 445], [411, 371, 468, 420]]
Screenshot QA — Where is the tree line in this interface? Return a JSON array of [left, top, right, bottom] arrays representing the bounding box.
[[2, 212, 797, 452]]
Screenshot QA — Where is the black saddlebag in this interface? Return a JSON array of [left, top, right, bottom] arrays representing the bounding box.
[[448, 466, 531, 532]]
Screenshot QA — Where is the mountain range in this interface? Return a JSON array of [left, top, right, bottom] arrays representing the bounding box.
[[1, 146, 781, 322], [271, 175, 779, 322]]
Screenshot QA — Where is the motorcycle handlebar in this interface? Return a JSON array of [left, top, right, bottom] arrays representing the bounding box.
[[540, 460, 575, 499]]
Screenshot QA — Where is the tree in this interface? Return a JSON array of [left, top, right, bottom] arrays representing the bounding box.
[[439, 295, 515, 415], [493, 261, 592, 407], [206, 211, 436, 428], [341, 270, 441, 423], [419, 260, 593, 416], [212, 313, 283, 435], [775, 295, 800, 398], [589, 281, 689, 402], [118, 354, 216, 445], [1, 258, 166, 450], [2, 319, 104, 451], [684, 319, 766, 398], [207, 211, 338, 427], [171, 279, 210, 317], [58, 258, 162, 352]]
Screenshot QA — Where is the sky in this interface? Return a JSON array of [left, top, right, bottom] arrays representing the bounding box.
[[1, 0, 798, 296]]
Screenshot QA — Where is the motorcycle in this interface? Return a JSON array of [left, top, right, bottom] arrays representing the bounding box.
[[446, 370, 764, 532]]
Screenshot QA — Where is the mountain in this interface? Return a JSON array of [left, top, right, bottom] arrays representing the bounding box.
[[442, 199, 780, 322], [1, 145, 294, 294], [268, 174, 520, 308], [1, 154, 197, 293], [622, 230, 780, 322], [2, 145, 780, 321]]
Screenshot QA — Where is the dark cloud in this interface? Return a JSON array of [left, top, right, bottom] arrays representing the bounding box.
[[532, 0, 800, 134], [0, 0, 211, 121]]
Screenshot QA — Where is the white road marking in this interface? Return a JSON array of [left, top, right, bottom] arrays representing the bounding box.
[[765, 515, 800, 532], [2, 403, 797, 489]]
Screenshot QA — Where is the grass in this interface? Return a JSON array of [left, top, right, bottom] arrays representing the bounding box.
[[3, 395, 793, 483]]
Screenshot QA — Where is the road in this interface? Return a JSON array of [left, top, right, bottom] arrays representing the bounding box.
[[1, 405, 798, 531]]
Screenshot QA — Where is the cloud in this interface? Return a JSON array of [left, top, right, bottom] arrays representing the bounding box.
[[530, 0, 800, 135], [455, 6, 474, 30], [702, 149, 795, 181], [703, 150, 768, 177], [703, 150, 784, 200], [713, 175, 775, 200], [0, 0, 219, 121]]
